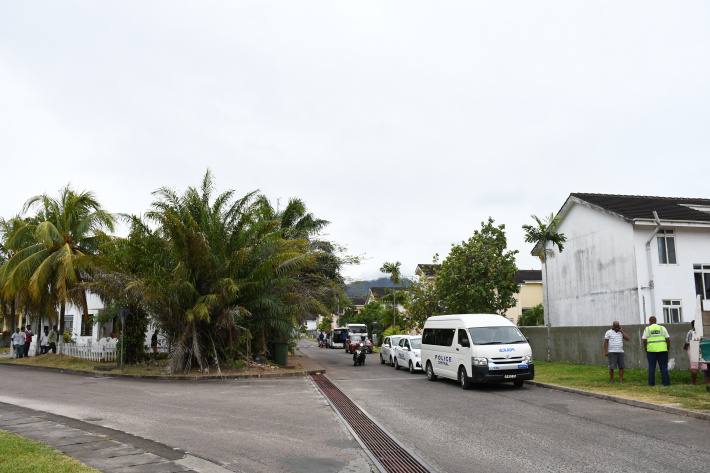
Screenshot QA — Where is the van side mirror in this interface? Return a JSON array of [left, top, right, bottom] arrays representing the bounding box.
[[460, 338, 470, 347]]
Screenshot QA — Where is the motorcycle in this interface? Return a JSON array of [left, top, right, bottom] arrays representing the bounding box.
[[353, 342, 366, 366], [318, 338, 327, 348]]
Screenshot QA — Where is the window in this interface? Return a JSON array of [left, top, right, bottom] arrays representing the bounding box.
[[457, 329, 470, 345], [662, 300, 682, 323], [62, 315, 74, 334], [80, 316, 93, 336], [657, 230, 677, 265], [693, 264, 710, 299], [422, 328, 455, 346], [469, 326, 528, 344]]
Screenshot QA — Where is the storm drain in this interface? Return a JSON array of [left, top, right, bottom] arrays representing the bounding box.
[[310, 374, 434, 473]]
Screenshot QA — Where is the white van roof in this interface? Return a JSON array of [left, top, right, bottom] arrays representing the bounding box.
[[424, 314, 515, 328]]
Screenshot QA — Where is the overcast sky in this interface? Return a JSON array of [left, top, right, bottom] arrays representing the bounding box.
[[1, 2, 709, 282]]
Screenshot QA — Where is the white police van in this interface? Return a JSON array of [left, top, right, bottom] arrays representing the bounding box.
[[421, 314, 534, 389]]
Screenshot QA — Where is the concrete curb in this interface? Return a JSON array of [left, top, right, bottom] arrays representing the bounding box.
[[527, 380, 710, 422], [0, 361, 324, 380]]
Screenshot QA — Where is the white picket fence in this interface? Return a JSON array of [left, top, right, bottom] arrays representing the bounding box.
[[60, 338, 118, 362]]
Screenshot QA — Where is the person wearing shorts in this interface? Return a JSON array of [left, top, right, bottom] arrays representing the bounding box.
[[605, 321, 629, 384], [683, 320, 709, 386]]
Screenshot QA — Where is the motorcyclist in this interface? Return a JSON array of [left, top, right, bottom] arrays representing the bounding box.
[[318, 331, 324, 346]]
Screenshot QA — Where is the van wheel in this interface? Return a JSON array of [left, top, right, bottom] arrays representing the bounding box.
[[459, 367, 472, 390], [513, 380, 524, 388], [394, 358, 400, 370], [409, 361, 415, 374], [380, 354, 385, 364], [426, 362, 437, 381]]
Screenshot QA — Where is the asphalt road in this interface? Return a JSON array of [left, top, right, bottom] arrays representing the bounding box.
[[2, 342, 709, 473], [0, 360, 374, 473], [305, 340, 710, 473]]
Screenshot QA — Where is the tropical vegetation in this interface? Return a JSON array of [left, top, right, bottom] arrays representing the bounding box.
[[434, 218, 519, 315], [0, 171, 351, 373]]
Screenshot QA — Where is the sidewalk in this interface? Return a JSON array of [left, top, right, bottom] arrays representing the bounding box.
[[0, 401, 241, 473]]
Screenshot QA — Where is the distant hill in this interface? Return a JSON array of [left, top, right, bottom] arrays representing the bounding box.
[[346, 277, 411, 298]]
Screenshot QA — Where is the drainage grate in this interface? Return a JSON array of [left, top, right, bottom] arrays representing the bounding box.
[[310, 374, 434, 473]]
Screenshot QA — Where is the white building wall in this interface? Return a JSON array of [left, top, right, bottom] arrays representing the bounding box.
[[635, 225, 710, 325], [546, 203, 640, 326]]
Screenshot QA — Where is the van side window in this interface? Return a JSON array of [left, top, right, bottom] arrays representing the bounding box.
[[423, 328, 456, 347], [422, 329, 435, 345], [458, 329, 469, 345]]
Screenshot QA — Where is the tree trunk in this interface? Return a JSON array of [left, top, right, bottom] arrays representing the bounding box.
[[9, 300, 16, 332], [59, 301, 66, 336], [543, 260, 551, 362]]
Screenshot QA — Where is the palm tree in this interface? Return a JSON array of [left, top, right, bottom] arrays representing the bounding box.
[[380, 261, 402, 329], [522, 213, 566, 361], [133, 170, 335, 373], [0, 186, 115, 335]]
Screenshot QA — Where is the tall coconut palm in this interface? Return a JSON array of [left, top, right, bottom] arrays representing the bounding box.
[[522, 213, 566, 361], [0, 186, 115, 335], [380, 261, 402, 329]]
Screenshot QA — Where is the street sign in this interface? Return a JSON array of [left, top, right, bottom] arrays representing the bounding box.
[[117, 309, 129, 323]]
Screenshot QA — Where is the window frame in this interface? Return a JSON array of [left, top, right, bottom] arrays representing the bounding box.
[[661, 299, 683, 324], [657, 230, 677, 265]]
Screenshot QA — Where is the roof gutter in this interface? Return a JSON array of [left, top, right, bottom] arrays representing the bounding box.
[[644, 211, 663, 323]]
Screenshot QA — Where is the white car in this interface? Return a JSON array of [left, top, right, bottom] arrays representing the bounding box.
[[380, 335, 405, 366], [393, 335, 423, 373]]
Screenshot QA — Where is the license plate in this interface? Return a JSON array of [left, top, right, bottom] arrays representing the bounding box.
[[504, 374, 517, 379]]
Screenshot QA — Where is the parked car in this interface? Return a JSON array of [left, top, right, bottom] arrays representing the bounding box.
[[393, 335, 423, 373], [380, 335, 405, 366], [346, 334, 373, 354]]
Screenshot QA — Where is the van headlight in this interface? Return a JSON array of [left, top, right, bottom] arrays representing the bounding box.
[[522, 355, 532, 364], [472, 357, 488, 366]]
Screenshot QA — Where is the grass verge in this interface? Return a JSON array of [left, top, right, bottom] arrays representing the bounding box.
[[0, 353, 303, 377], [535, 361, 710, 412], [0, 430, 101, 473]]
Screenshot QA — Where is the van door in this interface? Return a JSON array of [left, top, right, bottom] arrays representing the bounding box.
[[455, 329, 472, 378]]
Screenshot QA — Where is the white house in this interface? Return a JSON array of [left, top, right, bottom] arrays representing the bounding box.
[[542, 193, 710, 327]]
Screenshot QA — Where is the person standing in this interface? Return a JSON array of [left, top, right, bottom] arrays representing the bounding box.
[[24, 325, 33, 357], [683, 320, 710, 386], [604, 321, 629, 383], [11, 328, 26, 359], [643, 316, 671, 386], [40, 327, 49, 355], [47, 325, 58, 354], [151, 330, 159, 357]]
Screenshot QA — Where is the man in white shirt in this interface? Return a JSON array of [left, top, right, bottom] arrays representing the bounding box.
[[10, 328, 26, 359], [40, 327, 50, 355], [604, 321, 629, 384]]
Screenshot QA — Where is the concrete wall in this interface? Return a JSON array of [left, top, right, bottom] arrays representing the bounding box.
[[546, 203, 640, 327], [520, 323, 692, 370]]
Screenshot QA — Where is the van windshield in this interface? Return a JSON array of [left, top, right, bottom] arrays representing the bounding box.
[[469, 326, 527, 345], [349, 326, 368, 334]]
